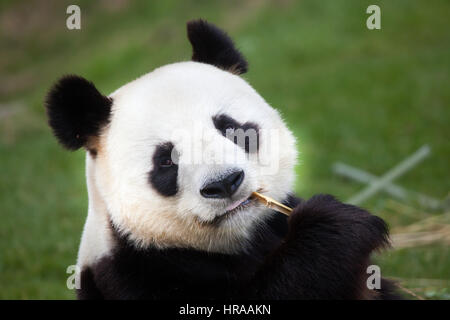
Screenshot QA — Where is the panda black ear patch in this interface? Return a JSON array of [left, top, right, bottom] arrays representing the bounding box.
[[45, 75, 112, 151], [187, 19, 248, 75]]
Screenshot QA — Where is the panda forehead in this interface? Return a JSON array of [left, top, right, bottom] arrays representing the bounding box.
[[109, 62, 266, 120]]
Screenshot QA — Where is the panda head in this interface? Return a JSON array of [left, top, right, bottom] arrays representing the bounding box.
[[46, 20, 297, 254]]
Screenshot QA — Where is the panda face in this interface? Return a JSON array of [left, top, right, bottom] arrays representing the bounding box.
[[93, 61, 297, 253], [46, 20, 297, 254]]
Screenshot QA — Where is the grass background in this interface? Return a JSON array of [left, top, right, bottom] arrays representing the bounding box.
[[0, 0, 448, 299]]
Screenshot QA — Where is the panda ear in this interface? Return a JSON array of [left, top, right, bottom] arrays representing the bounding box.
[[45, 75, 112, 151], [187, 19, 248, 75]]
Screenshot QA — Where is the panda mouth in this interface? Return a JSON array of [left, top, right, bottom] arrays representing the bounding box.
[[209, 195, 254, 225], [223, 196, 253, 215]]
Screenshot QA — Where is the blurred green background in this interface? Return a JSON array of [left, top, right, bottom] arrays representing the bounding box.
[[0, 0, 449, 299]]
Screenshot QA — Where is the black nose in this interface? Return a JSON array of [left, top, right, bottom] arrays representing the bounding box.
[[200, 170, 245, 199]]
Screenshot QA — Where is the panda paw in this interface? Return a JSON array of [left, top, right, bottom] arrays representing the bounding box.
[[285, 194, 390, 257]]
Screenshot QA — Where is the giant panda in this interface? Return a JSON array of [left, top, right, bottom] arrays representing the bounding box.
[[45, 20, 400, 299]]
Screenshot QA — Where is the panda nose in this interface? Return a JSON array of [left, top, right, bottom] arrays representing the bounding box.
[[200, 170, 245, 199]]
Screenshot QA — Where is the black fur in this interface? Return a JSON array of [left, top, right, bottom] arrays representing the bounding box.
[[149, 142, 179, 196], [212, 114, 259, 153], [77, 194, 401, 300], [187, 19, 248, 74], [250, 194, 392, 299], [77, 266, 103, 299], [45, 75, 112, 150]]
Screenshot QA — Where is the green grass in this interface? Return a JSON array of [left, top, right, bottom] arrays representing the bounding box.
[[0, 0, 449, 299]]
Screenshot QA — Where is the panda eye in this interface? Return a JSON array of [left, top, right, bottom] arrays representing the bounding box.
[[150, 142, 178, 197], [159, 158, 173, 167], [212, 114, 260, 153]]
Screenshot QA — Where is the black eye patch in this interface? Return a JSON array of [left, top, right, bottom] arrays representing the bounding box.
[[212, 114, 259, 153], [149, 142, 179, 197]]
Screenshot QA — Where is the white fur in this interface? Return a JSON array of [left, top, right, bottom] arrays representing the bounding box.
[[77, 154, 115, 269], [77, 61, 297, 267]]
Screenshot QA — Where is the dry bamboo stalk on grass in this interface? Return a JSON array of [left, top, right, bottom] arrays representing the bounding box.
[[384, 199, 426, 219], [391, 226, 450, 248], [392, 212, 450, 233]]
